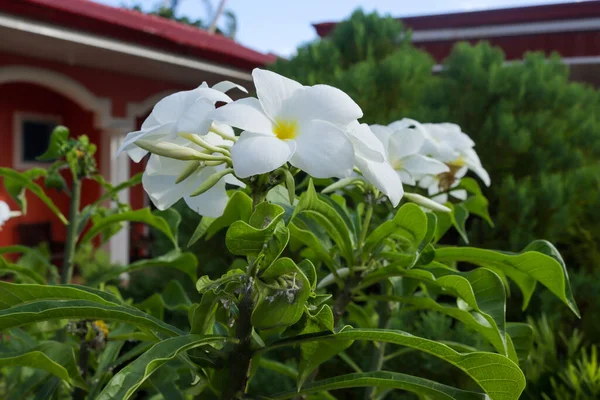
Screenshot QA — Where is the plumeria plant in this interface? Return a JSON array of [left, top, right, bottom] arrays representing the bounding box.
[[0, 69, 580, 400]]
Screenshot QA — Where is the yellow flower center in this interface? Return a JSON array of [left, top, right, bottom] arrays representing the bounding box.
[[449, 156, 466, 167], [392, 159, 403, 170], [274, 120, 298, 140]]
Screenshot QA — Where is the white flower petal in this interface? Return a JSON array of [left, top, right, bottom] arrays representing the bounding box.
[[212, 81, 248, 94], [450, 189, 468, 200], [397, 169, 416, 185], [142, 163, 193, 210], [211, 97, 273, 135], [230, 132, 295, 178], [357, 158, 404, 207], [348, 122, 385, 162], [224, 173, 245, 187], [0, 201, 10, 225], [402, 154, 450, 176], [118, 123, 176, 162], [388, 128, 425, 159], [141, 113, 161, 130], [279, 84, 362, 127], [291, 120, 355, 178], [176, 99, 214, 135], [431, 193, 449, 204], [252, 68, 302, 119], [370, 124, 393, 154], [184, 169, 229, 217]]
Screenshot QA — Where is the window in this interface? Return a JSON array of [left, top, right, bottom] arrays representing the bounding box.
[[13, 113, 61, 169]]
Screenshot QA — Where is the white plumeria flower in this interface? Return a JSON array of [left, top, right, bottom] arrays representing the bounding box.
[[370, 121, 449, 186], [0, 201, 21, 229], [420, 123, 490, 186], [347, 121, 403, 206], [418, 166, 468, 205], [142, 133, 244, 217], [118, 82, 246, 162], [212, 69, 362, 179]]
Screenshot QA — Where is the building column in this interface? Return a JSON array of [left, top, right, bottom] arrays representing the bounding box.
[[101, 121, 133, 265]]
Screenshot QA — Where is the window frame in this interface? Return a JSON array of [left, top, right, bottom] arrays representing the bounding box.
[[13, 112, 62, 170]]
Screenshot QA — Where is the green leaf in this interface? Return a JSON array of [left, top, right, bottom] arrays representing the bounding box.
[[135, 281, 192, 319], [270, 371, 488, 400], [252, 258, 312, 330], [289, 221, 335, 272], [364, 203, 428, 256], [91, 173, 143, 208], [188, 191, 253, 246], [0, 341, 87, 389], [0, 257, 46, 284], [96, 335, 231, 400], [433, 208, 453, 242], [80, 208, 177, 247], [367, 294, 509, 360], [459, 178, 493, 227], [37, 126, 69, 161], [87, 251, 198, 285], [196, 269, 246, 294], [434, 240, 580, 317], [153, 208, 181, 246], [450, 203, 470, 244], [297, 306, 351, 389], [506, 323, 533, 364], [292, 180, 354, 264], [0, 282, 183, 335], [269, 328, 525, 400], [226, 202, 286, 256], [0, 168, 67, 224]]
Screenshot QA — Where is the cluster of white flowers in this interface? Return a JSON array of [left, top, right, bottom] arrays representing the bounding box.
[[119, 69, 489, 217]]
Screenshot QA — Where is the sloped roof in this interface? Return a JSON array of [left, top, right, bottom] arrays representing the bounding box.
[[0, 0, 276, 70], [313, 1, 600, 37]]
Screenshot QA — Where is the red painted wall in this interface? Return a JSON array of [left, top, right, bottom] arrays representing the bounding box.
[[0, 82, 99, 248]]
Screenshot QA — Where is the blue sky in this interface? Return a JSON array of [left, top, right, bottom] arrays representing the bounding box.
[[93, 0, 578, 56]]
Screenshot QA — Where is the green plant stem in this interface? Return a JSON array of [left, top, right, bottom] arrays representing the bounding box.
[[363, 299, 392, 400], [61, 178, 81, 284], [358, 198, 374, 249], [223, 280, 255, 400]]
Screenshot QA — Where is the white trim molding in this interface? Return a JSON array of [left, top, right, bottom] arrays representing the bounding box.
[[0, 65, 112, 128], [12, 111, 61, 170], [0, 12, 253, 82], [412, 17, 600, 42]]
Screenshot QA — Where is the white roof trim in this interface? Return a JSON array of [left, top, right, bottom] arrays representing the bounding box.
[[412, 17, 600, 42], [0, 12, 252, 81], [431, 56, 600, 73]]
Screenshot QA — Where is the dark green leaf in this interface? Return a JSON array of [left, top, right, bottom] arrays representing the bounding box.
[[37, 126, 69, 161]]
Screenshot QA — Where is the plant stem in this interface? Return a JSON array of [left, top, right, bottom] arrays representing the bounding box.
[[358, 197, 374, 248], [363, 297, 392, 400], [61, 178, 81, 284], [223, 284, 254, 400]]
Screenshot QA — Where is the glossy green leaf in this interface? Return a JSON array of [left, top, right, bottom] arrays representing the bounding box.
[[0, 341, 86, 389], [0, 168, 67, 224], [434, 240, 580, 317], [506, 323, 533, 364], [196, 269, 245, 294], [297, 305, 351, 389], [289, 221, 335, 272], [459, 178, 493, 227], [188, 191, 253, 246], [153, 208, 181, 246], [87, 251, 198, 285], [96, 335, 231, 400], [80, 208, 176, 247], [364, 203, 428, 256], [252, 258, 312, 330], [135, 281, 192, 319], [270, 371, 488, 400], [37, 126, 69, 161], [450, 203, 470, 244], [268, 328, 525, 400], [226, 202, 286, 256], [0, 282, 183, 335], [91, 173, 143, 208], [0, 257, 45, 284], [292, 180, 354, 264]]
